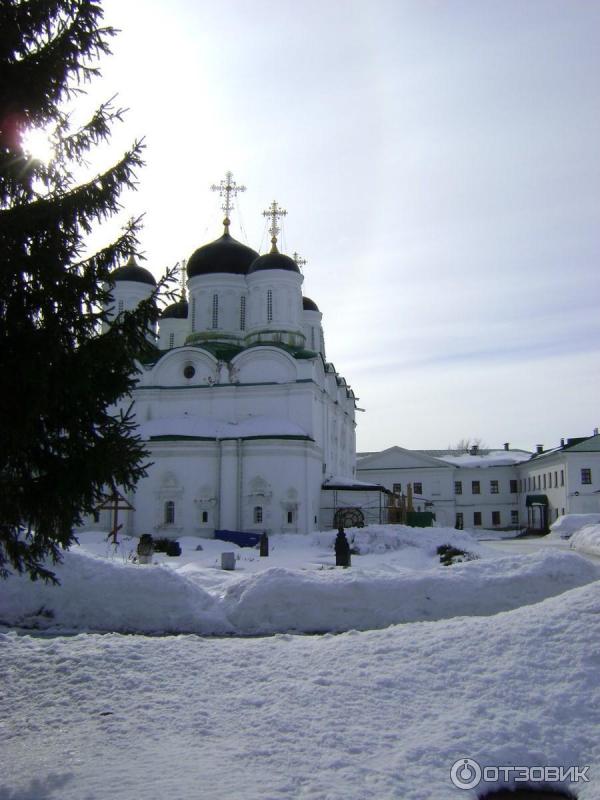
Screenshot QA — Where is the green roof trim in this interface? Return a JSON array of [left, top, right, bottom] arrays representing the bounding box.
[[148, 434, 313, 443]]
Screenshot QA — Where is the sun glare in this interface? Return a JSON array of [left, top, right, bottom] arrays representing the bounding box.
[[21, 127, 54, 165]]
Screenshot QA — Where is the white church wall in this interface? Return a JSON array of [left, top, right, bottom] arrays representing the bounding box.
[[246, 269, 304, 342], [131, 437, 322, 537], [148, 347, 219, 387], [131, 440, 218, 538], [302, 309, 325, 357], [187, 274, 246, 338], [231, 347, 298, 384], [158, 318, 188, 350], [102, 279, 155, 336]]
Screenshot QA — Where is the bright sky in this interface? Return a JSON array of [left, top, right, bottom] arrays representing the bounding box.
[[83, 0, 599, 452]]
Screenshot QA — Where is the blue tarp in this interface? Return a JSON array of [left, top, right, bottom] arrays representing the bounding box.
[[214, 529, 263, 548]]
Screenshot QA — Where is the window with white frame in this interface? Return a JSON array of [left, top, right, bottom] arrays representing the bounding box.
[[454, 481, 462, 495], [253, 506, 263, 524], [511, 510, 519, 525], [490, 480, 499, 494], [581, 468, 592, 485]]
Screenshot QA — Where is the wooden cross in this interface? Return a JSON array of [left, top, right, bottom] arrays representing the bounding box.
[[94, 489, 135, 545]]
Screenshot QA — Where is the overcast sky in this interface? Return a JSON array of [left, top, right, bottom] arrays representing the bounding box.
[[87, 0, 600, 452]]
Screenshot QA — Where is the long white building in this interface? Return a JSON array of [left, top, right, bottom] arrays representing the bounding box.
[[357, 435, 600, 532]]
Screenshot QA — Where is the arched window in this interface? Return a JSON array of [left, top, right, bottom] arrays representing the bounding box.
[[240, 296, 246, 330], [201, 510, 208, 524], [169, 332, 175, 349], [164, 500, 175, 525], [212, 294, 219, 329], [267, 290, 273, 323], [191, 297, 196, 331], [253, 506, 263, 524]]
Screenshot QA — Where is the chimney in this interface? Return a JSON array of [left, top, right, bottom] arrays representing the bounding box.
[[594, 427, 599, 436], [504, 442, 510, 451], [470, 444, 479, 456], [560, 438, 565, 447], [536, 444, 544, 455]]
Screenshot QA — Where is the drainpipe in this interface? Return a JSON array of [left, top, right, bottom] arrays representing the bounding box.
[[215, 438, 221, 530], [237, 438, 243, 530]]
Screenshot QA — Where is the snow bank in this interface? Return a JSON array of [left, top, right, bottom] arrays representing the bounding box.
[[570, 524, 600, 558], [0, 549, 230, 635], [313, 524, 490, 557], [549, 513, 600, 539], [1, 531, 598, 634], [223, 551, 599, 633]]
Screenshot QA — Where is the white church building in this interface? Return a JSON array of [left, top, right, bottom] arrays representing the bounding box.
[[94, 174, 387, 539]]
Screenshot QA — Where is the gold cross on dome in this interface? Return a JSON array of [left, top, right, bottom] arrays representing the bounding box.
[[292, 251, 307, 270], [210, 171, 246, 232], [262, 201, 287, 252]]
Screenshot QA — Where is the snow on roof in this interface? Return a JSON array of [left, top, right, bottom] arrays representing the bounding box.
[[437, 450, 532, 468], [322, 476, 389, 491], [137, 415, 312, 441]]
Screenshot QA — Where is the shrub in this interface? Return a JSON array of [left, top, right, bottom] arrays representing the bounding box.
[[437, 544, 479, 566], [153, 538, 181, 556]]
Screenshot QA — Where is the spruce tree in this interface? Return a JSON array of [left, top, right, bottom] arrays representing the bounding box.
[[0, 0, 173, 581]]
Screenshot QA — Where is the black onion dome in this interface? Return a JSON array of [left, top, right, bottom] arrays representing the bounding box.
[[248, 251, 300, 274], [187, 233, 259, 277], [109, 256, 156, 286], [161, 299, 188, 320], [302, 296, 319, 312]]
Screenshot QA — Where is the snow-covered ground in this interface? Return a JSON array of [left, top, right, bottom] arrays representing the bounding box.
[[2, 524, 600, 799], [1, 526, 598, 635]]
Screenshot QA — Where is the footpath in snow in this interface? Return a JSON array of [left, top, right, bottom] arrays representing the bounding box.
[[1, 525, 599, 635]]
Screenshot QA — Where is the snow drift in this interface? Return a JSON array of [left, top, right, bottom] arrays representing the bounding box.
[[1, 529, 598, 634]]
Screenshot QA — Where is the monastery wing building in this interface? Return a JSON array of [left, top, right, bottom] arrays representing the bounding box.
[[97, 174, 385, 538]]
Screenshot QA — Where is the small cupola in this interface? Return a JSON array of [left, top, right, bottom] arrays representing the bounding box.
[[109, 254, 156, 286]]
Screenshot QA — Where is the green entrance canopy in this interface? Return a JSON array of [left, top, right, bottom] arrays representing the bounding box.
[[526, 494, 549, 506]]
